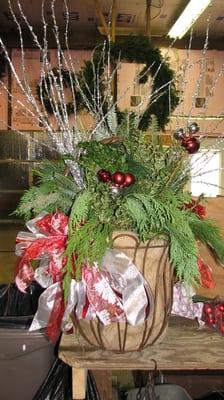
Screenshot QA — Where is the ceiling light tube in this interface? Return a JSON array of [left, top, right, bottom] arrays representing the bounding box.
[[168, 0, 212, 39]]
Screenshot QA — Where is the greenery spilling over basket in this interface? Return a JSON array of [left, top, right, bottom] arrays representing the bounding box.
[[15, 115, 224, 297]]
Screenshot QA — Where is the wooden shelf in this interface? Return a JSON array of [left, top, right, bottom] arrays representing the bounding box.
[[59, 317, 224, 371], [59, 317, 224, 399]]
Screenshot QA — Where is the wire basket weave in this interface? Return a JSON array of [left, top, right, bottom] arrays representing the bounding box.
[[72, 231, 173, 352]]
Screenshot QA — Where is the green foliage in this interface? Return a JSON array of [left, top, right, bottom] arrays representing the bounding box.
[[78, 141, 128, 178], [190, 217, 224, 263], [14, 188, 69, 220], [61, 118, 204, 284], [123, 191, 200, 283], [124, 193, 173, 241], [69, 189, 92, 230], [125, 197, 149, 240], [168, 224, 199, 284], [14, 160, 79, 220], [165, 208, 199, 283], [64, 218, 112, 284], [14, 114, 224, 287]]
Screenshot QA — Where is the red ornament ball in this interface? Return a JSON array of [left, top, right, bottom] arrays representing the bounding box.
[[181, 137, 200, 154], [97, 169, 111, 183], [123, 172, 136, 187], [204, 304, 212, 314], [218, 304, 224, 312], [111, 171, 126, 186]]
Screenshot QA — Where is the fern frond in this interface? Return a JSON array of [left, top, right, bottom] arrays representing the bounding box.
[[167, 221, 199, 284], [13, 187, 40, 220], [14, 160, 79, 220], [14, 189, 73, 220], [65, 218, 112, 282], [34, 159, 66, 180], [134, 193, 173, 227], [125, 197, 148, 240], [190, 218, 224, 263], [69, 190, 92, 231]]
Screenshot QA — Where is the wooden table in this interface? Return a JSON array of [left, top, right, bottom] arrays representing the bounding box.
[[59, 317, 224, 399]]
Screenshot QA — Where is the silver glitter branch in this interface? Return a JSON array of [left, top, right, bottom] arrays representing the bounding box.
[[187, 17, 210, 126]]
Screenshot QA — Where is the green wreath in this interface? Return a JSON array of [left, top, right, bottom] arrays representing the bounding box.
[[80, 36, 179, 130], [37, 67, 82, 115], [37, 36, 179, 130]]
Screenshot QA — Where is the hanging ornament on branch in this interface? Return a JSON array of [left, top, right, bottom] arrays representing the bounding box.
[[173, 122, 200, 154], [173, 128, 185, 141], [188, 122, 200, 134], [181, 136, 200, 154]]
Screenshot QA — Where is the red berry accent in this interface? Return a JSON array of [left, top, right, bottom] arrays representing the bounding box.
[[123, 172, 136, 187], [111, 171, 126, 186], [184, 200, 206, 218], [97, 169, 111, 183]]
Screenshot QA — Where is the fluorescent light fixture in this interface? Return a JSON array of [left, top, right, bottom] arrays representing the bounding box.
[[168, 0, 212, 39]]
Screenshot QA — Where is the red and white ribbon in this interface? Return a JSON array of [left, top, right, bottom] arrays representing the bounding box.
[[15, 212, 68, 292]]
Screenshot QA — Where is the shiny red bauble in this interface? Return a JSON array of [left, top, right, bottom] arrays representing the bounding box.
[[123, 172, 136, 187], [97, 169, 111, 183], [181, 137, 200, 154], [111, 171, 126, 186], [204, 305, 212, 314]]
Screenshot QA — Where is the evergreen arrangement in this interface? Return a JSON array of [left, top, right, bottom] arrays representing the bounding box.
[[15, 114, 224, 296]]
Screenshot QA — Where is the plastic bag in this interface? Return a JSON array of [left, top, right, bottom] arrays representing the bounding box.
[[195, 392, 224, 400], [32, 359, 100, 400], [32, 359, 72, 400], [0, 282, 43, 316], [86, 372, 101, 400]]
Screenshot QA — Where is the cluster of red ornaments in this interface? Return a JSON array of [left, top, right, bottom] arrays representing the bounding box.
[[174, 122, 200, 154], [202, 301, 224, 335], [97, 169, 135, 188]]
